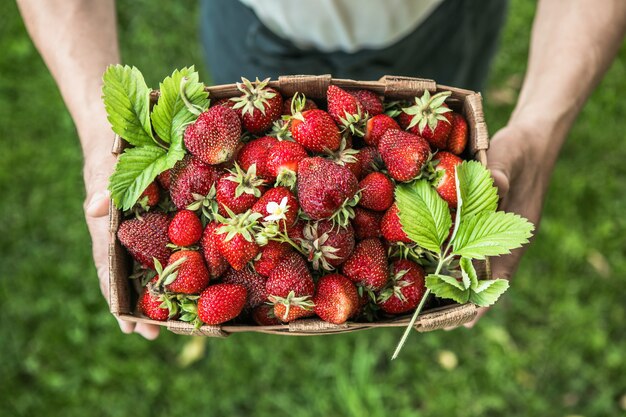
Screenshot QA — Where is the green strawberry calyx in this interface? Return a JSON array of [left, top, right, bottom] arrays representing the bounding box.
[[402, 90, 453, 134]]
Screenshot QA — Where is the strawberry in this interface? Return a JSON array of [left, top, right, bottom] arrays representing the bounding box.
[[266, 253, 315, 299], [161, 250, 210, 294], [327, 85, 363, 124], [358, 172, 394, 212], [352, 207, 383, 240], [215, 209, 263, 270], [265, 140, 308, 187], [212, 97, 237, 111], [273, 294, 316, 323], [432, 151, 462, 207], [350, 89, 384, 116], [287, 220, 306, 242], [222, 267, 267, 309], [297, 157, 359, 224], [138, 181, 160, 208], [378, 259, 426, 314], [381, 203, 412, 244], [252, 186, 299, 230], [183, 105, 241, 165], [117, 212, 171, 269], [378, 130, 430, 182], [290, 109, 341, 152], [216, 164, 266, 215], [168, 210, 202, 247], [169, 155, 221, 209], [253, 240, 292, 277], [314, 274, 359, 324], [328, 138, 362, 179], [400, 90, 453, 150], [252, 304, 281, 325], [200, 222, 229, 279], [356, 146, 382, 178], [364, 114, 400, 147], [230, 77, 283, 134], [342, 238, 388, 291], [157, 169, 172, 191], [447, 112, 468, 155], [197, 283, 247, 325], [236, 136, 278, 180], [139, 278, 170, 321], [301, 220, 355, 271], [282, 94, 318, 116]]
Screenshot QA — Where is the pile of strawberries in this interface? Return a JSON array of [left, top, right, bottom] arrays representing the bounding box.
[[117, 78, 469, 327]]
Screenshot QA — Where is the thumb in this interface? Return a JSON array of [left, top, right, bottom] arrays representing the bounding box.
[[86, 189, 110, 218]]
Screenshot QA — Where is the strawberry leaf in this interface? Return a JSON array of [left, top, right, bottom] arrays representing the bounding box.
[[460, 257, 479, 289], [452, 211, 534, 259], [469, 279, 509, 307], [425, 274, 470, 304], [151, 67, 209, 144], [396, 180, 452, 254], [456, 161, 499, 219], [102, 65, 155, 147]]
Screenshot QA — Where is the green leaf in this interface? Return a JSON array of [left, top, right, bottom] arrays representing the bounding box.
[[456, 161, 499, 219], [460, 257, 478, 289], [102, 65, 155, 147], [425, 274, 470, 304], [151, 67, 209, 144], [452, 211, 534, 259], [396, 180, 452, 254], [469, 279, 509, 307]]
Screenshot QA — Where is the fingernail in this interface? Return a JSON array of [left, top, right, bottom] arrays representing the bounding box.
[[86, 191, 109, 215]]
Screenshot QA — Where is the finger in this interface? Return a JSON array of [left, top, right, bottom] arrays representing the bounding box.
[[117, 317, 136, 334], [135, 323, 161, 340], [86, 189, 110, 218]]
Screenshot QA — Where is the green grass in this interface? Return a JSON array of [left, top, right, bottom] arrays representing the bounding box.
[[1, 1, 626, 416]]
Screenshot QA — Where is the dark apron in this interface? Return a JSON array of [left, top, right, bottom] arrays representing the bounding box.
[[200, 0, 508, 91]]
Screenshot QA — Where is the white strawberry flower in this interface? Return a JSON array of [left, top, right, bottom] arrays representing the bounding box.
[[264, 197, 289, 222]]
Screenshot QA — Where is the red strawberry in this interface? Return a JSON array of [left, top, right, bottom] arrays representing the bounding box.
[[301, 220, 355, 271], [314, 273, 359, 324], [157, 169, 172, 191], [358, 172, 394, 211], [215, 210, 263, 270], [297, 157, 358, 223], [432, 151, 462, 207], [364, 114, 400, 147], [230, 77, 283, 134], [197, 283, 247, 325], [216, 164, 266, 215], [265, 140, 308, 187], [352, 207, 383, 240], [117, 212, 171, 269], [328, 138, 362, 179], [183, 105, 241, 165], [447, 112, 468, 155], [282, 94, 318, 116], [252, 186, 299, 230], [266, 253, 315, 299], [252, 304, 281, 325], [327, 85, 364, 127], [163, 250, 210, 294], [381, 203, 412, 244], [212, 97, 237, 111], [350, 89, 384, 116], [400, 90, 453, 150], [236, 136, 279, 180], [287, 219, 305, 242], [139, 279, 170, 321], [378, 259, 426, 314], [273, 296, 316, 323], [378, 130, 430, 182], [200, 222, 229, 278], [356, 146, 382, 178], [342, 238, 388, 291], [253, 240, 292, 277], [290, 109, 341, 152], [168, 210, 202, 247], [169, 156, 221, 209], [138, 181, 160, 208], [222, 267, 267, 309]]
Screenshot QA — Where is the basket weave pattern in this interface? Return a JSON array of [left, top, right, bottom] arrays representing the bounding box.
[[108, 75, 490, 337]]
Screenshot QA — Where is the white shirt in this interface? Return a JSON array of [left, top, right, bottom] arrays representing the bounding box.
[[239, 0, 443, 53]]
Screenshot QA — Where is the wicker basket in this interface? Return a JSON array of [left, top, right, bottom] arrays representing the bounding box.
[[108, 74, 491, 337]]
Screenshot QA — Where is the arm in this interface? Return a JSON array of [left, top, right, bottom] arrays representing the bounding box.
[[468, 0, 626, 325], [17, 0, 159, 339]]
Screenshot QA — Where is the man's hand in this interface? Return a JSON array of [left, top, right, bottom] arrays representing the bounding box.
[[84, 154, 160, 339]]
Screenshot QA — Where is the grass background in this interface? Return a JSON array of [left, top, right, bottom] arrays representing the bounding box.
[[1, 1, 626, 416]]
